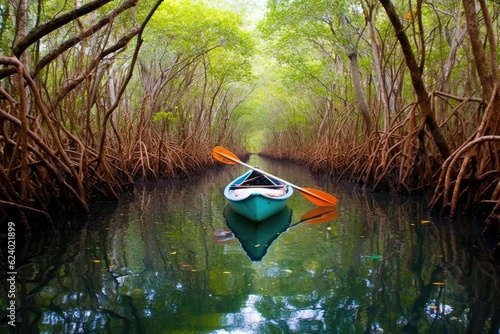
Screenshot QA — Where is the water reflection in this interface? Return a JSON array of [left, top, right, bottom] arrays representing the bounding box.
[[1, 156, 500, 333], [224, 205, 293, 261], [224, 205, 339, 261]]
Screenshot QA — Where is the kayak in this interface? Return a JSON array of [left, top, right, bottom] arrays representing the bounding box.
[[224, 169, 293, 221]]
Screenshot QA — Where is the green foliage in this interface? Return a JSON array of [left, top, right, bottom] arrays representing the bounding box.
[[149, 0, 253, 58], [152, 110, 178, 124], [0, 2, 13, 54], [207, 47, 254, 83]]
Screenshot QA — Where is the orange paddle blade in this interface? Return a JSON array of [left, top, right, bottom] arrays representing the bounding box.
[[299, 187, 338, 206], [212, 146, 240, 165], [300, 206, 339, 224]]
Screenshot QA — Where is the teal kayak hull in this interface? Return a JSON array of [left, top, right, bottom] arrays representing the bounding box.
[[224, 170, 293, 222]]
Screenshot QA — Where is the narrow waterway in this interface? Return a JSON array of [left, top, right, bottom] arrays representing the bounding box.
[[2, 155, 500, 333]]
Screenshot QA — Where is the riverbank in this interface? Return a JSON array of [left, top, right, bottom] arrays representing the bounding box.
[[258, 149, 500, 257]]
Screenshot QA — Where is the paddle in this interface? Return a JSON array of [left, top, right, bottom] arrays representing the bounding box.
[[212, 146, 338, 206]]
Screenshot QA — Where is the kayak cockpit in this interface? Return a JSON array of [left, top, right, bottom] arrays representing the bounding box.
[[229, 170, 288, 199], [224, 169, 293, 221]]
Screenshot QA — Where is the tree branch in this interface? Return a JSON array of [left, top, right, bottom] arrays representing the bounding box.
[[32, 0, 138, 78], [12, 0, 114, 57]]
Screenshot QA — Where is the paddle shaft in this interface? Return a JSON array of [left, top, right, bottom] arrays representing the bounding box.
[[217, 150, 323, 200]]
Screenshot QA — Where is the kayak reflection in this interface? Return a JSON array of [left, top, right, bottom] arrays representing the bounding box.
[[223, 205, 338, 261], [223, 205, 292, 261]]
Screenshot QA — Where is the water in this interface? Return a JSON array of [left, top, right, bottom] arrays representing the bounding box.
[[1, 155, 500, 333]]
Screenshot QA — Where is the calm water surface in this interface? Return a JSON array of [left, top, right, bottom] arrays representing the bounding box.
[[2, 155, 500, 333]]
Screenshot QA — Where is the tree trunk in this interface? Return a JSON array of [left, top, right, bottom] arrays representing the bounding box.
[[340, 14, 373, 135], [462, 0, 495, 100], [348, 51, 373, 134], [462, 0, 499, 135], [379, 0, 451, 159], [365, 1, 391, 131]]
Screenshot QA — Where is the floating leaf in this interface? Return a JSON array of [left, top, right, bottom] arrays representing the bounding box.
[[223, 271, 231, 274], [170, 251, 177, 255], [283, 269, 293, 273], [92, 259, 101, 263]]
